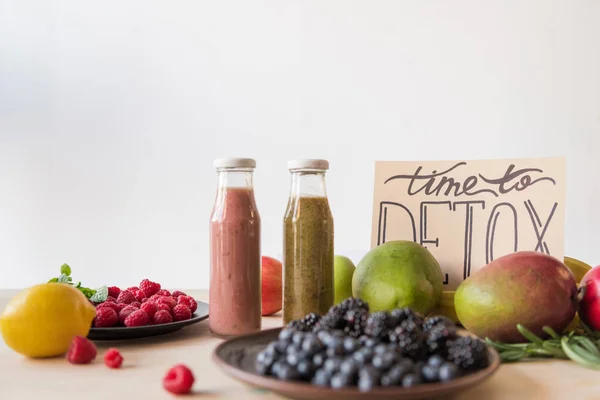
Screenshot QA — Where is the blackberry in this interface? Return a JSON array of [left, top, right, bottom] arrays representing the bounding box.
[[313, 308, 345, 332], [425, 323, 458, 356], [286, 319, 312, 332], [422, 315, 456, 333], [338, 297, 369, 314], [364, 312, 393, 341], [390, 308, 424, 325], [301, 313, 321, 330], [388, 319, 426, 360], [446, 336, 489, 371], [343, 308, 368, 338]]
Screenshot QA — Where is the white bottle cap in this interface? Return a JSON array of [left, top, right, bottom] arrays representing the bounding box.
[[213, 158, 256, 169], [287, 159, 329, 171]]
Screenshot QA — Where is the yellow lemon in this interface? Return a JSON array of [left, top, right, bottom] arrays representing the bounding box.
[[564, 256, 592, 283], [0, 283, 96, 358]]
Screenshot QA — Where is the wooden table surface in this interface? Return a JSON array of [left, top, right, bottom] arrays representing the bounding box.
[[0, 289, 599, 399]]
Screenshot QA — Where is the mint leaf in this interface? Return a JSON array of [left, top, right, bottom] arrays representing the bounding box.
[[48, 277, 58, 283], [78, 287, 96, 298], [60, 264, 72, 276], [89, 286, 108, 303], [58, 273, 69, 283]]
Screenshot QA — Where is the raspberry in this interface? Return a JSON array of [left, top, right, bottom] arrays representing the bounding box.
[[66, 336, 97, 364], [141, 302, 158, 319], [107, 286, 121, 299], [141, 298, 149, 303], [117, 290, 136, 304], [171, 290, 187, 299], [177, 296, 197, 314], [104, 348, 123, 369], [156, 289, 171, 297], [130, 301, 141, 309], [156, 296, 176, 309], [163, 364, 194, 394], [140, 279, 161, 297], [133, 289, 146, 302], [153, 310, 173, 324], [119, 305, 139, 325], [94, 307, 118, 327], [172, 304, 192, 321], [105, 296, 117, 303], [156, 303, 172, 315], [127, 286, 139, 292], [149, 294, 162, 302], [96, 302, 121, 314], [124, 310, 150, 327], [114, 303, 127, 313]]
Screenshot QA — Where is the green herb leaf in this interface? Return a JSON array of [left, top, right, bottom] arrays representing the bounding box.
[[500, 349, 527, 362], [60, 264, 72, 276], [517, 324, 544, 346], [57, 273, 70, 283], [48, 277, 59, 283], [78, 287, 96, 298], [89, 286, 108, 303]]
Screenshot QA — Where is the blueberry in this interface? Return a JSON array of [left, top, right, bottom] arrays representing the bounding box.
[[374, 344, 388, 354], [397, 358, 415, 371], [364, 337, 379, 348], [327, 336, 345, 353], [352, 348, 373, 365], [271, 360, 285, 377], [311, 368, 332, 386], [421, 364, 440, 382], [264, 342, 278, 356], [427, 354, 445, 367], [387, 364, 409, 382], [302, 336, 324, 355], [402, 373, 421, 388], [255, 350, 276, 374], [313, 352, 326, 368], [274, 340, 289, 353], [326, 345, 344, 357], [276, 364, 301, 381], [331, 372, 353, 389], [343, 337, 360, 353], [339, 358, 359, 377], [372, 352, 396, 371], [286, 352, 301, 366], [380, 370, 402, 387], [279, 328, 294, 341], [358, 367, 381, 392], [323, 357, 343, 374], [317, 330, 332, 344], [439, 362, 462, 382], [292, 331, 305, 346], [297, 359, 315, 379], [286, 343, 301, 354]]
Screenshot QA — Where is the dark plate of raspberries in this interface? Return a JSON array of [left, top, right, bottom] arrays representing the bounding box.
[[87, 280, 209, 340], [213, 298, 499, 400]]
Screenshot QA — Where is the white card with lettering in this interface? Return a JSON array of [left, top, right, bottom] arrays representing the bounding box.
[[371, 158, 566, 290]]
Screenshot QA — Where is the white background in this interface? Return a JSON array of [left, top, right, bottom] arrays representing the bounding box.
[[1, 0, 599, 290]]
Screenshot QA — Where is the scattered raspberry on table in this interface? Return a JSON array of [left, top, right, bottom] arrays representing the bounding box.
[[66, 336, 97, 364], [104, 348, 123, 369], [163, 364, 195, 395]]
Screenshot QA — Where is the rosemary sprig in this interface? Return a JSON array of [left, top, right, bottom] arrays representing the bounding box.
[[486, 324, 600, 370]]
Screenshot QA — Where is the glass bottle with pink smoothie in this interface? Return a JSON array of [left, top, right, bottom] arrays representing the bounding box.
[[209, 158, 261, 337]]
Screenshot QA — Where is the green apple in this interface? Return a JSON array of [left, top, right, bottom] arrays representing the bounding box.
[[352, 241, 443, 314], [334, 255, 356, 305]]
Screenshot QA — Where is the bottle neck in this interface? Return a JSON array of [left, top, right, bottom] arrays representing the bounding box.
[[289, 170, 328, 198], [217, 168, 255, 190]]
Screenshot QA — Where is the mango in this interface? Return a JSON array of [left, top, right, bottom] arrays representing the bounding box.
[[455, 251, 578, 343]]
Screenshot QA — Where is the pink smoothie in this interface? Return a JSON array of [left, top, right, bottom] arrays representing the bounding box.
[[209, 187, 261, 337]]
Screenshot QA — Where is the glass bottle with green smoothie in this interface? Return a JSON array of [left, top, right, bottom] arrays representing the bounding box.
[[283, 159, 334, 324]]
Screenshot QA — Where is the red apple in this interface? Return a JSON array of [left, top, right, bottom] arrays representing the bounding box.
[[578, 265, 600, 330], [261, 256, 282, 316]]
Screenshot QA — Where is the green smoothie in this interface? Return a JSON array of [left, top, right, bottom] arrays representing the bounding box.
[[283, 195, 334, 324]]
